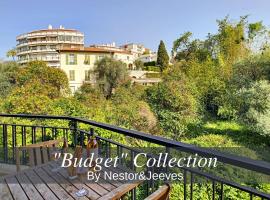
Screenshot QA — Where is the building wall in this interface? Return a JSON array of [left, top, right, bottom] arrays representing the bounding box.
[[138, 53, 157, 63], [113, 52, 134, 69], [60, 50, 161, 93], [16, 27, 84, 67], [120, 43, 146, 59], [59, 52, 111, 92]]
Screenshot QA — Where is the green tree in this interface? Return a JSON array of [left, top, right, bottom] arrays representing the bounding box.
[[75, 83, 106, 114], [230, 52, 270, 89], [156, 40, 169, 72], [0, 61, 18, 97], [16, 61, 70, 98], [2, 81, 54, 114], [111, 83, 159, 134], [146, 70, 198, 139], [1, 61, 70, 114], [219, 81, 270, 138], [94, 57, 128, 99], [134, 59, 144, 70], [6, 48, 16, 61], [172, 32, 210, 63]]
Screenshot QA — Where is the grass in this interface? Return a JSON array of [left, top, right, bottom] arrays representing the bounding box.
[[183, 120, 270, 161]]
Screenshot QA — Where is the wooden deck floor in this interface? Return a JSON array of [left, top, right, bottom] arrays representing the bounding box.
[[0, 162, 141, 200]]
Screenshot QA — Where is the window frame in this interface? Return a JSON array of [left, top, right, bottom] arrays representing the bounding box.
[[69, 70, 75, 81]]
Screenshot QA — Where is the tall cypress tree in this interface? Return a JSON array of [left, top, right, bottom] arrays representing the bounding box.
[[157, 40, 169, 72]]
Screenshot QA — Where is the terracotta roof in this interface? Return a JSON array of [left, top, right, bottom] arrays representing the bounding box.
[[57, 47, 132, 55]]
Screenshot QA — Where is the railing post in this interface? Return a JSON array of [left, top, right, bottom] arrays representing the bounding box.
[[69, 119, 78, 147], [165, 146, 170, 174], [79, 130, 84, 146], [131, 150, 136, 200], [3, 124, 8, 163], [87, 127, 94, 144], [12, 125, 16, 163]]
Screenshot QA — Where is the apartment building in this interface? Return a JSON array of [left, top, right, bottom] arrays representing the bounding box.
[[138, 52, 157, 63], [16, 27, 160, 91], [120, 43, 147, 58], [16, 25, 84, 67], [90, 42, 136, 69], [57, 46, 133, 92]]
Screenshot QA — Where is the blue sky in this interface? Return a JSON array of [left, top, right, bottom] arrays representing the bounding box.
[[1, 0, 270, 60]]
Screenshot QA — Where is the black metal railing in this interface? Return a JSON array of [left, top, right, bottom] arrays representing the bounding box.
[[0, 114, 269, 199]]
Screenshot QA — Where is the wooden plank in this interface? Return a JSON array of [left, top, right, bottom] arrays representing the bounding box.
[[16, 173, 43, 200], [28, 148, 35, 167], [144, 185, 170, 200], [0, 178, 14, 200], [83, 182, 109, 196], [42, 147, 49, 163], [34, 167, 74, 200], [51, 163, 100, 200], [57, 166, 101, 200], [24, 169, 58, 200], [43, 164, 89, 200], [15, 148, 20, 172], [98, 181, 143, 200], [102, 165, 129, 186], [96, 172, 116, 191], [5, 176, 28, 200], [23, 139, 63, 148], [35, 147, 42, 165], [99, 169, 121, 188]]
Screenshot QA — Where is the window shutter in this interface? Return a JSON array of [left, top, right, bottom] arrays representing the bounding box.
[[74, 54, 77, 65], [66, 54, 69, 65]]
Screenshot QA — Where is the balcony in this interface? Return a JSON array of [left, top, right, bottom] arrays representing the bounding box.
[[0, 114, 269, 199]]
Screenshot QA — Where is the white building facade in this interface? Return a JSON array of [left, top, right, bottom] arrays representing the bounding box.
[[58, 47, 134, 92], [16, 25, 84, 67], [16, 27, 160, 91]]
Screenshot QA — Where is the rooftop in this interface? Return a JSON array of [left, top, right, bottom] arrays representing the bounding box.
[[57, 47, 132, 55], [16, 25, 84, 40]]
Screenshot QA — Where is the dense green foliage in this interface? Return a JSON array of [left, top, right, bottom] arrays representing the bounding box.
[[0, 61, 18, 97], [134, 59, 144, 70], [6, 48, 16, 61], [143, 61, 156, 67], [156, 40, 169, 71], [146, 71, 198, 139], [94, 57, 128, 99], [0, 15, 270, 200]]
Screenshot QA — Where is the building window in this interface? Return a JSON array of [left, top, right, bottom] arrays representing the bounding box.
[[66, 54, 77, 65], [69, 54, 75, 64], [69, 70, 75, 81], [98, 55, 104, 60], [85, 70, 91, 81], [84, 55, 90, 65]]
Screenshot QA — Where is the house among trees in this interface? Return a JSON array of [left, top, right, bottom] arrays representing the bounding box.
[[15, 26, 161, 92]]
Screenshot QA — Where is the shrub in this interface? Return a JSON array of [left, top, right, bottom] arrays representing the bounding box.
[[143, 61, 156, 67], [219, 80, 270, 137], [146, 76, 199, 139]]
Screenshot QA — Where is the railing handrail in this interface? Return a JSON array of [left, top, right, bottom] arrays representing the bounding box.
[[0, 113, 270, 175]]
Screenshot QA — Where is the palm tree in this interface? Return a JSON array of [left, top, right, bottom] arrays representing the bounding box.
[[6, 48, 17, 61]]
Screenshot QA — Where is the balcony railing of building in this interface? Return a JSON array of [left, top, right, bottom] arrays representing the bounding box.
[[0, 114, 269, 199]]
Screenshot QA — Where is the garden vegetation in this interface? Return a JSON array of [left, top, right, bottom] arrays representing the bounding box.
[[0, 15, 270, 199]]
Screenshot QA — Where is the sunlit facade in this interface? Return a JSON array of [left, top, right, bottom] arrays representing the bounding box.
[[16, 25, 84, 67]]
